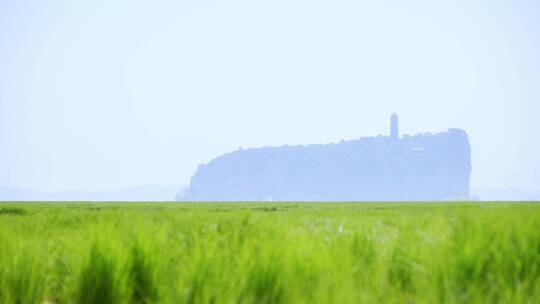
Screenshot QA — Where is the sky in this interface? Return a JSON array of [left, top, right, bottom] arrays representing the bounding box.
[[1, 0, 539, 192]]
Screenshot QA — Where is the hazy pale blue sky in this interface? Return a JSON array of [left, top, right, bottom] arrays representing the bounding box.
[[1, 0, 539, 191]]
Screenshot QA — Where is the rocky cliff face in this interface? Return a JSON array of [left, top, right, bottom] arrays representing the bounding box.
[[183, 129, 471, 201]]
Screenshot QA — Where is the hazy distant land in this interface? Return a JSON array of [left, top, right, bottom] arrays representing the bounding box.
[[183, 127, 472, 201], [0, 185, 184, 202]]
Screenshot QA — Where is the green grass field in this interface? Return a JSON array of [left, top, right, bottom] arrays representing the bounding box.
[[1, 202, 540, 303]]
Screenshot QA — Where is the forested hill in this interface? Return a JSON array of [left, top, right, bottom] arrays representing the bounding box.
[[183, 129, 471, 201]]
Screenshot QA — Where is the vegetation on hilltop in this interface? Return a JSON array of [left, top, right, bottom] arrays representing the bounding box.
[[185, 129, 471, 201]]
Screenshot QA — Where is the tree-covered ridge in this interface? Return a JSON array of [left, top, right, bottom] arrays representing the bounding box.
[[184, 129, 471, 201]]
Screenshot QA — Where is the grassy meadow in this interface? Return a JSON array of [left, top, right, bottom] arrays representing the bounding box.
[[1, 202, 540, 303]]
